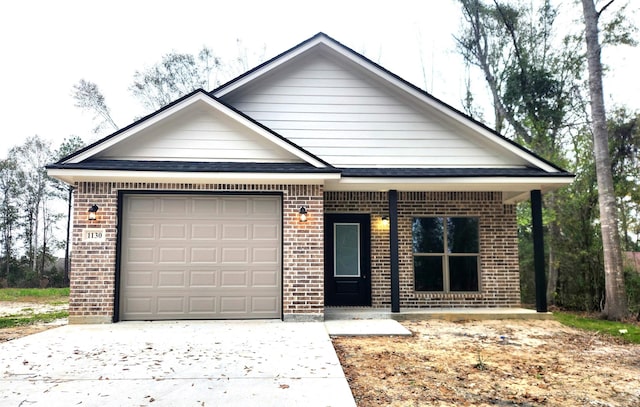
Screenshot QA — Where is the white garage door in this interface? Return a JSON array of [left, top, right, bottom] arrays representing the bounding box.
[[119, 194, 281, 320]]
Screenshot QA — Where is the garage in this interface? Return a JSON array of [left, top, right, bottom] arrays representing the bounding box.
[[118, 194, 281, 320]]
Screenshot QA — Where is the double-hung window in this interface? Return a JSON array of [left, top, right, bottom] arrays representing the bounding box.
[[412, 217, 479, 292]]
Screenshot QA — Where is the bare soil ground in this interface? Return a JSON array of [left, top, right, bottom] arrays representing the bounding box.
[[0, 301, 68, 342], [333, 319, 640, 407]]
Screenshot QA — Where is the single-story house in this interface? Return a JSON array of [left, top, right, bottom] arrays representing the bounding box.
[[48, 33, 573, 324]]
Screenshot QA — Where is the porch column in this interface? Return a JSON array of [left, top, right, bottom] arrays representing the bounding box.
[[531, 189, 547, 313], [389, 189, 400, 312]]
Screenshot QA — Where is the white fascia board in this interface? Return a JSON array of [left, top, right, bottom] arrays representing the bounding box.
[[327, 176, 574, 195], [47, 169, 340, 185], [65, 93, 328, 168]]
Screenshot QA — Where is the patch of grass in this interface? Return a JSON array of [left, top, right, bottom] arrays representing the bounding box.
[[554, 312, 640, 344], [0, 288, 69, 303], [0, 310, 69, 329]]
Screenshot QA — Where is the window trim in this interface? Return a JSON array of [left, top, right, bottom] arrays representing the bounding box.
[[412, 216, 481, 293], [333, 222, 361, 278]]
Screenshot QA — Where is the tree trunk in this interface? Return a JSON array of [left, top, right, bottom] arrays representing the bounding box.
[[581, 0, 627, 320]]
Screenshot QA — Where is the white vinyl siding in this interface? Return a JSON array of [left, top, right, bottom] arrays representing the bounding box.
[[96, 106, 302, 163], [222, 52, 526, 168]]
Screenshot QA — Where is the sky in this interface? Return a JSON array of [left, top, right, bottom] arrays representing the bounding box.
[[0, 0, 638, 158]]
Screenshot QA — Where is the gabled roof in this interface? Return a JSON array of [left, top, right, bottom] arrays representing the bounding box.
[[48, 33, 572, 202], [55, 89, 332, 169], [213, 32, 567, 174]]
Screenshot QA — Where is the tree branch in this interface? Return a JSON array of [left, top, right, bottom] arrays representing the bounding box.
[[597, 0, 615, 19]]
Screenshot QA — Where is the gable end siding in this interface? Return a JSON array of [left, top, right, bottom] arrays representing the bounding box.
[[222, 52, 525, 168]]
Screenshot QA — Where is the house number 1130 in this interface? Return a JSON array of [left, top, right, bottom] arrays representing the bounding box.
[[83, 229, 106, 242]]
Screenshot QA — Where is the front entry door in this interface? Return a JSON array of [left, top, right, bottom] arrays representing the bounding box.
[[324, 214, 371, 306]]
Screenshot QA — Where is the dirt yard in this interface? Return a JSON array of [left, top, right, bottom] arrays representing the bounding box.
[[333, 319, 640, 406], [2, 304, 639, 406], [0, 301, 68, 342]]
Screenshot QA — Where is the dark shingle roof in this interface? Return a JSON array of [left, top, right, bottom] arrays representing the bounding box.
[[47, 160, 573, 179], [340, 167, 573, 178], [46, 160, 341, 174]]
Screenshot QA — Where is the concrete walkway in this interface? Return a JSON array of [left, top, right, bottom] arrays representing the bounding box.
[[0, 321, 355, 407]]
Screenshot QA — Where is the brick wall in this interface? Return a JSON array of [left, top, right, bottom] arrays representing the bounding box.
[[324, 191, 520, 308], [70, 182, 324, 324]]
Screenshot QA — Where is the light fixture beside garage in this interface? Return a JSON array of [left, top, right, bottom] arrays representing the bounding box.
[[299, 206, 308, 222], [88, 204, 99, 221], [381, 216, 390, 227]]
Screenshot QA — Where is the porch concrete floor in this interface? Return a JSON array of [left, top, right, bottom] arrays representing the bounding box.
[[324, 307, 553, 322]]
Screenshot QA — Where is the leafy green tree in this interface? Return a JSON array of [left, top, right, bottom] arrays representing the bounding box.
[[455, 0, 582, 305], [581, 0, 632, 320]]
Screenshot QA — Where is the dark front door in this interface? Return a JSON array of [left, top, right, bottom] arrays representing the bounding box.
[[324, 214, 371, 306]]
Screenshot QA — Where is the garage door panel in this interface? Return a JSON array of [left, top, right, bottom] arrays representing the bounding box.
[[124, 297, 153, 314], [190, 247, 217, 263], [253, 224, 279, 239], [157, 296, 185, 313], [157, 270, 186, 287], [120, 195, 281, 320], [220, 296, 248, 313], [222, 198, 249, 216], [127, 247, 154, 263], [252, 297, 278, 313], [191, 224, 218, 239], [252, 198, 279, 216], [128, 197, 156, 215], [253, 247, 279, 263], [252, 271, 278, 287], [158, 247, 187, 263], [221, 247, 249, 263], [126, 271, 154, 287], [192, 198, 219, 216], [160, 198, 188, 215], [159, 223, 187, 239], [189, 297, 216, 313], [128, 223, 156, 239], [190, 270, 218, 287], [220, 270, 248, 287], [222, 224, 249, 240]]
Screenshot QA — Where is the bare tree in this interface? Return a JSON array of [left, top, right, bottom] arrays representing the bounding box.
[[72, 79, 119, 134], [581, 0, 628, 319]]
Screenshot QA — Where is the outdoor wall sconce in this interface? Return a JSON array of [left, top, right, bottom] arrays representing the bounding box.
[[88, 204, 99, 221], [381, 216, 390, 226], [299, 206, 308, 223]]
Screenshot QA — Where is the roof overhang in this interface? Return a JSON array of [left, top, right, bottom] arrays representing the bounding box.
[[47, 168, 341, 185], [325, 176, 574, 203]]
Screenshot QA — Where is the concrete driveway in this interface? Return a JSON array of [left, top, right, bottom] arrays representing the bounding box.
[[0, 321, 356, 406]]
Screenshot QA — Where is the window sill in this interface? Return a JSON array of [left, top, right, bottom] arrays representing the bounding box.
[[413, 291, 483, 298]]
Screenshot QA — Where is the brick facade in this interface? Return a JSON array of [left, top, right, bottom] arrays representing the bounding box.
[[70, 182, 324, 324], [70, 183, 519, 324], [324, 191, 520, 308]]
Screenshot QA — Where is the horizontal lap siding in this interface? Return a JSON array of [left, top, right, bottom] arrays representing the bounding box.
[[97, 107, 299, 163], [223, 53, 522, 168]]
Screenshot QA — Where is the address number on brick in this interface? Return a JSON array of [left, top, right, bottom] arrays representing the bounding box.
[[83, 228, 106, 242]]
